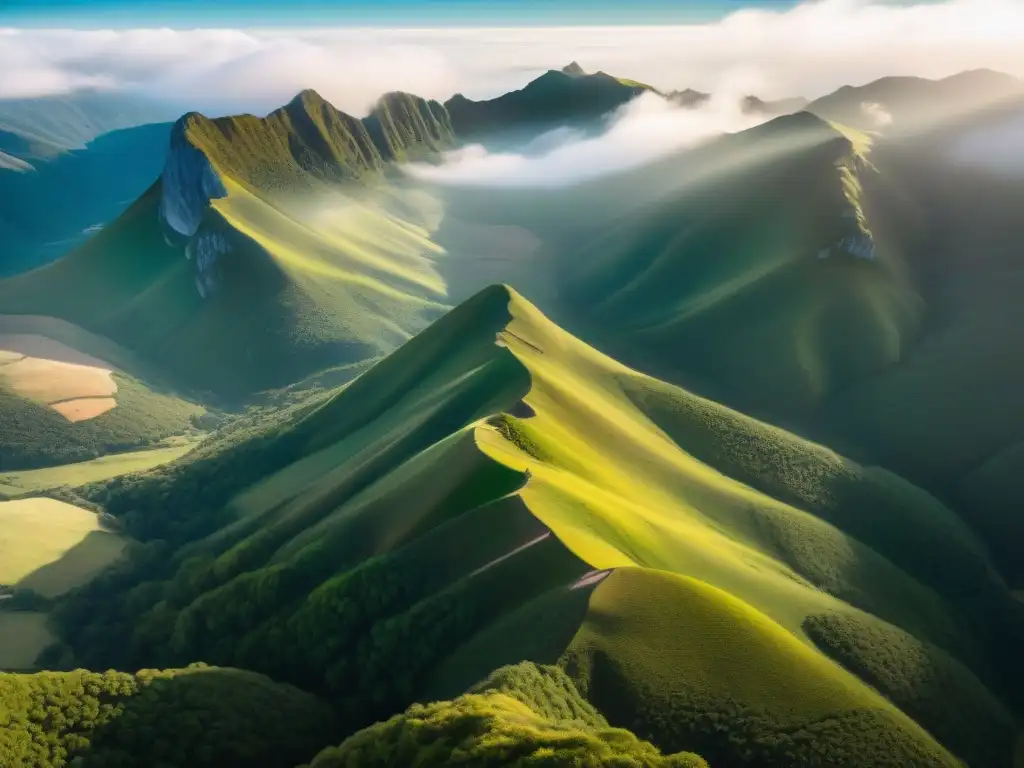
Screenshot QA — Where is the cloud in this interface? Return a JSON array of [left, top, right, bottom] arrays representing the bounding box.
[[948, 106, 1024, 176], [403, 91, 767, 187], [861, 101, 894, 127], [1, 0, 1023, 113]]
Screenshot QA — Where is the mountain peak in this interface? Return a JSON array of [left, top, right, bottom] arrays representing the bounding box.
[[562, 61, 586, 77]]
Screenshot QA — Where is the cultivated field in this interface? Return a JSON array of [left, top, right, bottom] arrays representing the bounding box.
[[0, 497, 127, 597]]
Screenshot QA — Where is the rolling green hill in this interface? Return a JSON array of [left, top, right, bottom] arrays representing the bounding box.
[[49, 286, 1021, 767]]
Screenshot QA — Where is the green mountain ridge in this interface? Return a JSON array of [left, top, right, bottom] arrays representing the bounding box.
[[47, 285, 1022, 767]]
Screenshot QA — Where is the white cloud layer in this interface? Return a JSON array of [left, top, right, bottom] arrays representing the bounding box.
[[403, 91, 767, 187], [860, 101, 894, 127], [2, 0, 1024, 114], [948, 107, 1024, 176]]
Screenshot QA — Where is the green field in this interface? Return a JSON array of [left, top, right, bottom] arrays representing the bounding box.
[[0, 498, 128, 598], [0, 440, 199, 496]]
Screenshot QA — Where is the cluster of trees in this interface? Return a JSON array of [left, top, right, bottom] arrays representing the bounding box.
[[79, 387, 327, 544], [0, 664, 337, 768], [803, 611, 1017, 768], [300, 663, 708, 768]]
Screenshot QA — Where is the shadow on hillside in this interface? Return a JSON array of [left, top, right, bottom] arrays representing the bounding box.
[[16, 529, 127, 599]]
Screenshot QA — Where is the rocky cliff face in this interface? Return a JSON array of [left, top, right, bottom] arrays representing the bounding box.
[[817, 209, 876, 260], [186, 228, 232, 298], [158, 114, 227, 239], [157, 114, 232, 298]]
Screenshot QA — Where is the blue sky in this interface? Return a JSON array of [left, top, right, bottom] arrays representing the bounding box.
[[2, 0, 812, 27]]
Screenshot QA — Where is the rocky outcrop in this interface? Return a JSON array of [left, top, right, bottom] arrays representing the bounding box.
[[363, 92, 455, 161], [818, 210, 876, 260], [186, 228, 232, 298], [158, 114, 227, 239]]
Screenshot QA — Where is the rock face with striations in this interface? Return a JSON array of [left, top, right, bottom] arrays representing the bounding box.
[[159, 114, 228, 240]]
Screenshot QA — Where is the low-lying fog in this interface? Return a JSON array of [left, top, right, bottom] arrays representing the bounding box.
[[403, 92, 769, 187]]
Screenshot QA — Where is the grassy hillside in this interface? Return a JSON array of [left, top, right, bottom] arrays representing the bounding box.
[[549, 114, 919, 426], [0, 496, 129, 671], [48, 286, 1020, 766], [0, 91, 497, 397]]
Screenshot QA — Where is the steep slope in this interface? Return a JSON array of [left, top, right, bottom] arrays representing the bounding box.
[[0, 91, 464, 397], [796, 97, 1024, 583], [445, 67, 656, 142], [552, 113, 917, 424], [54, 286, 1021, 767]]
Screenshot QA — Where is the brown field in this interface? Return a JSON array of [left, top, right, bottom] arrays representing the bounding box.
[[0, 332, 118, 422], [51, 396, 118, 422]]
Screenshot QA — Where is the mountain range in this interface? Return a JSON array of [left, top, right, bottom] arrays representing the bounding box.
[[2, 60, 1024, 768]]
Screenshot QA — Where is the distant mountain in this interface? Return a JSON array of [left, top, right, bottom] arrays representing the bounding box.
[[667, 87, 712, 108], [742, 93, 809, 115], [0, 121, 173, 277], [53, 285, 1020, 767], [806, 69, 1024, 132], [0, 90, 176, 167], [445, 67, 656, 141]]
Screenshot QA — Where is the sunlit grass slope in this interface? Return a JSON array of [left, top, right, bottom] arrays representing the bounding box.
[[56, 286, 1019, 766]]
